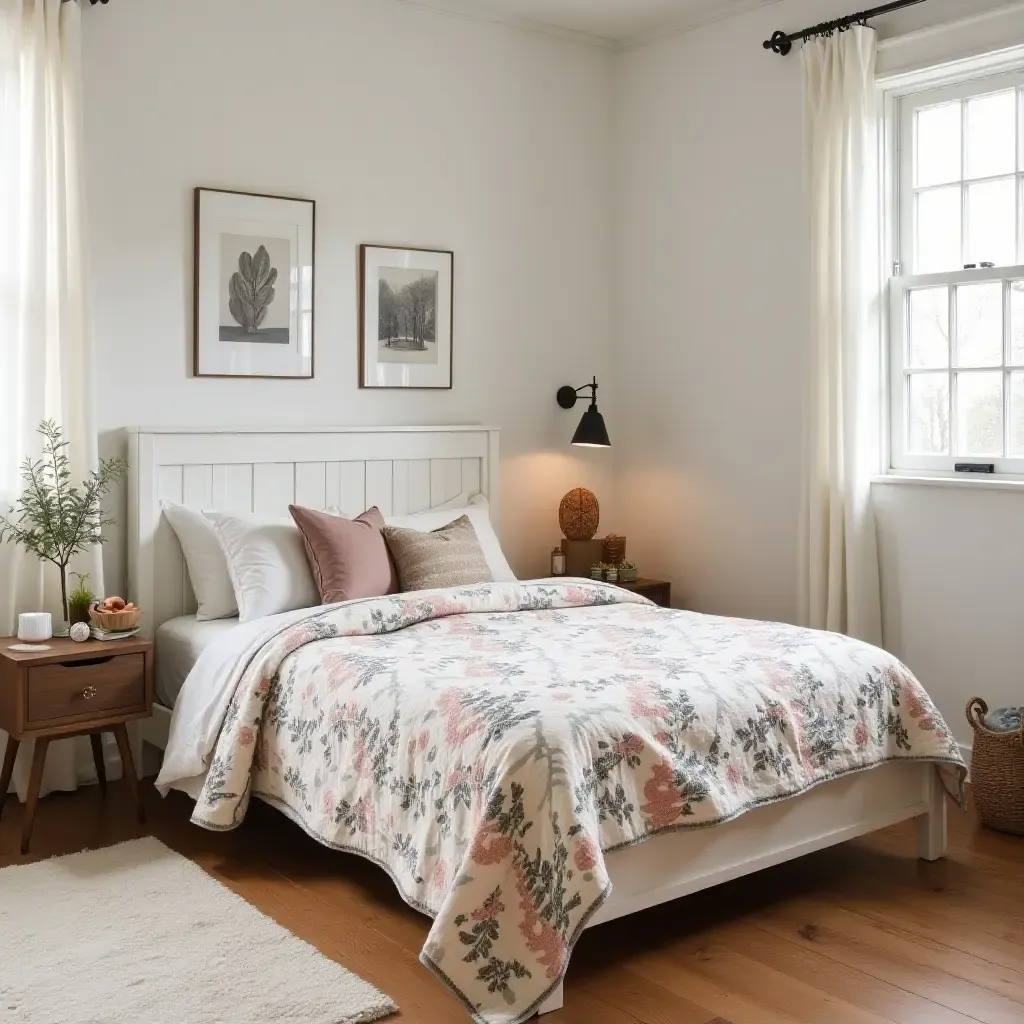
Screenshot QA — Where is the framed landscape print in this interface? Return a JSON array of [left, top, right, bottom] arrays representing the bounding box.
[[194, 187, 315, 378], [359, 244, 453, 389]]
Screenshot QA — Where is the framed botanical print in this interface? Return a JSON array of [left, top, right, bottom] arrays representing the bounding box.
[[194, 187, 315, 378], [359, 244, 453, 389]]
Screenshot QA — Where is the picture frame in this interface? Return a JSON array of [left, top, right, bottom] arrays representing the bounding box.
[[359, 244, 453, 389], [193, 187, 315, 379]]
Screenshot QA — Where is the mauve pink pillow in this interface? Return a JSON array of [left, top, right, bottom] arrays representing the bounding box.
[[288, 505, 398, 604]]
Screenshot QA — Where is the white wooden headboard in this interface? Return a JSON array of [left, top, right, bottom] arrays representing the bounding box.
[[126, 425, 500, 638]]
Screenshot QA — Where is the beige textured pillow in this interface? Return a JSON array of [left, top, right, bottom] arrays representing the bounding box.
[[382, 515, 493, 592]]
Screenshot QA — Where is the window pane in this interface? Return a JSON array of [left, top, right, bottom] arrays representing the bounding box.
[[908, 373, 950, 454], [966, 90, 1016, 180], [956, 371, 1003, 456], [967, 178, 1016, 267], [1009, 372, 1024, 455], [1011, 282, 1024, 364], [917, 186, 962, 273], [908, 288, 949, 368], [917, 102, 961, 187], [956, 282, 1002, 367]]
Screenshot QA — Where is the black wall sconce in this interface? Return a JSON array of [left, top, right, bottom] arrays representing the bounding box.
[[556, 376, 611, 448]]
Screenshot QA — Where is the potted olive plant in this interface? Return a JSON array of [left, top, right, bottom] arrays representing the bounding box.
[[0, 421, 126, 628]]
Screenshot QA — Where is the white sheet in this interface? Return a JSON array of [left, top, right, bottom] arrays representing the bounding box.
[[154, 616, 242, 707], [156, 603, 325, 800]]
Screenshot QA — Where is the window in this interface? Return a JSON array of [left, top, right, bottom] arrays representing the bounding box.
[[890, 69, 1024, 473]]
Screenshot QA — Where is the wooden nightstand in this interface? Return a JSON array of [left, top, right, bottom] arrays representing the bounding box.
[[0, 637, 153, 853], [615, 577, 671, 607]]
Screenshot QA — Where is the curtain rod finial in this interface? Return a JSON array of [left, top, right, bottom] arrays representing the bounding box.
[[763, 30, 793, 55]]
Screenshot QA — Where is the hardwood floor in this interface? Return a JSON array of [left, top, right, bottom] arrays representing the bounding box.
[[1, 779, 1021, 1023]]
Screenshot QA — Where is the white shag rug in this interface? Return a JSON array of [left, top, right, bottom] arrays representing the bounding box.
[[0, 837, 397, 1024]]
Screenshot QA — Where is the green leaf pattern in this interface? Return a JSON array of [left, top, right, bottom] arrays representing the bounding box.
[[228, 243, 278, 333]]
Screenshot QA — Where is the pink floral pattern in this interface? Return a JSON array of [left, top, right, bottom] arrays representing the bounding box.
[[191, 581, 964, 1024]]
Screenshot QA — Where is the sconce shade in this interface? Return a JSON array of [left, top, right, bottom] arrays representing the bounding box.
[[557, 375, 611, 448], [572, 405, 611, 448]]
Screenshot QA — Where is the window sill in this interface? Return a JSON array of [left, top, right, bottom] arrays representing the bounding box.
[[872, 473, 1024, 492]]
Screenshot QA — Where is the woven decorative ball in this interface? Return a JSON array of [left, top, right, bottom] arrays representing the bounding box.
[[559, 487, 600, 541]]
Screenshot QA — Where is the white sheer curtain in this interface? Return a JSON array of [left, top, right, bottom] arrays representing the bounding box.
[[1, 0, 103, 798], [798, 26, 883, 646]]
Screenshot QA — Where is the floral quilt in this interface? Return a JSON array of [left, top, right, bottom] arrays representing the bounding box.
[[187, 581, 964, 1023]]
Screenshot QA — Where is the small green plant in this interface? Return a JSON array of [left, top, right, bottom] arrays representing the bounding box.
[[69, 572, 95, 607], [619, 561, 637, 571], [67, 572, 96, 624], [0, 421, 127, 623]]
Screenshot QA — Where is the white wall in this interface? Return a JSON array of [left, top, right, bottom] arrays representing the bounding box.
[[875, 480, 1024, 740], [612, 0, 1023, 746], [83, 0, 1022, 746], [82, 0, 615, 590]]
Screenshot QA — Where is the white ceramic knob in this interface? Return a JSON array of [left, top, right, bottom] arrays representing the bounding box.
[[17, 612, 52, 643]]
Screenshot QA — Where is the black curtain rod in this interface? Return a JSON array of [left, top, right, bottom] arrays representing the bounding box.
[[763, 0, 927, 56]]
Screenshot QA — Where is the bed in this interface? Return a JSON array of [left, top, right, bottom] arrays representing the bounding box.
[[126, 426, 964, 1024]]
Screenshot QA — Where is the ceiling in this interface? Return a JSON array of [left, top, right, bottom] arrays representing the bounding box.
[[410, 0, 786, 46]]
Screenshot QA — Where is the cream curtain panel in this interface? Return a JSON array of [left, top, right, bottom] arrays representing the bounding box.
[[1, 0, 104, 798], [798, 26, 884, 646]]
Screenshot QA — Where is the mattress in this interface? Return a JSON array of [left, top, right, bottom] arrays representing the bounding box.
[[155, 615, 239, 707]]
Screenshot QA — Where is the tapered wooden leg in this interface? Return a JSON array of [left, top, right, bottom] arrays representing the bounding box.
[[21, 738, 49, 855], [113, 724, 144, 824], [90, 733, 107, 797], [0, 736, 19, 820]]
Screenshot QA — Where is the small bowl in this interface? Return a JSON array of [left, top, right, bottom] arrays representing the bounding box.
[[89, 603, 141, 632]]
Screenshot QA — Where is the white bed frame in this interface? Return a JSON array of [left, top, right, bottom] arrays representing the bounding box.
[[125, 424, 947, 1018]]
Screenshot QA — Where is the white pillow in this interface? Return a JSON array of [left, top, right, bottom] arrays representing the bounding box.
[[385, 495, 516, 582], [161, 502, 238, 621], [204, 511, 320, 623]]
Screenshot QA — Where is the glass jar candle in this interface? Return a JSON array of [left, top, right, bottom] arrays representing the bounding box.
[[551, 548, 566, 576]]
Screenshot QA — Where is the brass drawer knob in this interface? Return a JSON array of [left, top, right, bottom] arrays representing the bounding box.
[[82, 685, 98, 700]]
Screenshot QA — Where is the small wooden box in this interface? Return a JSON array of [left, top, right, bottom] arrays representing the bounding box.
[[560, 539, 605, 577]]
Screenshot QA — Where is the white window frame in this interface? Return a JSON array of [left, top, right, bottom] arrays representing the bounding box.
[[886, 64, 1024, 475]]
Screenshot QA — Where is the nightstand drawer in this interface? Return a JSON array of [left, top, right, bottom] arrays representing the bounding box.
[[27, 654, 146, 723]]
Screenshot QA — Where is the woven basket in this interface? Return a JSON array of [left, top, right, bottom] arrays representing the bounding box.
[[89, 602, 141, 633], [966, 697, 1024, 835]]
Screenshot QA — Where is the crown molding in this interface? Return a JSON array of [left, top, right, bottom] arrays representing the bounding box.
[[389, 0, 612, 49], [614, 0, 789, 53], [389, 0, 796, 53]]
